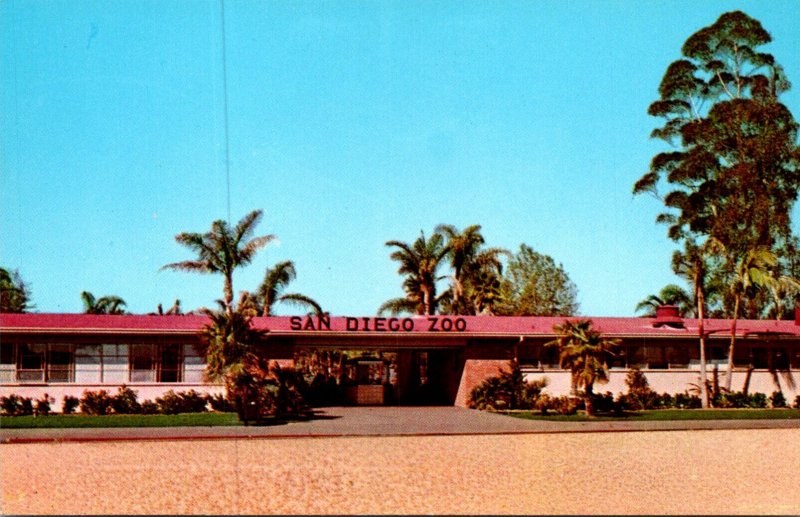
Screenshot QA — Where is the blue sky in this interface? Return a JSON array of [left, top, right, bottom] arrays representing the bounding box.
[[2, 0, 799, 316]]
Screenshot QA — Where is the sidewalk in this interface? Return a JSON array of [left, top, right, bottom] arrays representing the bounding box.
[[2, 406, 798, 443]]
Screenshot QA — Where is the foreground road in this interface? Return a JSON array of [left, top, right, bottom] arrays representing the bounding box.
[[2, 429, 798, 514]]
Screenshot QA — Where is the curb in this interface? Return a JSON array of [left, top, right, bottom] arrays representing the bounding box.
[[3, 420, 798, 444]]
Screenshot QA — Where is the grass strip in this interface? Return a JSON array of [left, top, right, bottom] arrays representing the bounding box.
[[0, 412, 241, 429], [507, 408, 800, 422]]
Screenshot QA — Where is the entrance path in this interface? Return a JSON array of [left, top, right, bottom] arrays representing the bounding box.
[[2, 406, 799, 443]]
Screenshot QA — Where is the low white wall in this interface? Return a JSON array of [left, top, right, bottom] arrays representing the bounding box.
[[0, 384, 225, 412], [523, 368, 799, 401]]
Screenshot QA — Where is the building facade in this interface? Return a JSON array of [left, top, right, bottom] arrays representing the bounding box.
[[1, 308, 799, 410]]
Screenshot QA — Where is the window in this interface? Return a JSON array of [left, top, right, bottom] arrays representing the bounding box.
[[540, 345, 560, 369], [733, 345, 751, 368], [626, 346, 646, 368], [75, 344, 101, 383], [752, 347, 768, 369], [0, 344, 15, 383], [130, 345, 155, 382], [709, 345, 727, 363], [18, 344, 45, 382], [645, 346, 667, 369], [666, 346, 689, 368], [183, 344, 205, 383], [773, 347, 789, 370], [47, 344, 73, 382], [159, 344, 182, 382], [103, 344, 128, 383]]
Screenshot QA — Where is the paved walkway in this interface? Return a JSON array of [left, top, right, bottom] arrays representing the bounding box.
[[2, 406, 798, 443]]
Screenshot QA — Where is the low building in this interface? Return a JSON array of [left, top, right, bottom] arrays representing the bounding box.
[[1, 307, 799, 409]]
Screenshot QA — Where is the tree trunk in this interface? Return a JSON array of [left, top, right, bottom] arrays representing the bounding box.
[[697, 278, 709, 409], [724, 296, 740, 392], [224, 273, 234, 316], [584, 384, 595, 416]]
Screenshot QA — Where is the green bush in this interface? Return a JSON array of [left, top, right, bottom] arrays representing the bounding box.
[[140, 399, 159, 414], [467, 360, 548, 411], [770, 391, 787, 409], [62, 395, 80, 414], [592, 391, 623, 414], [0, 394, 34, 416], [749, 392, 768, 408], [179, 390, 209, 413], [79, 390, 113, 415], [620, 368, 661, 410], [674, 392, 702, 409], [794, 395, 800, 409], [154, 390, 209, 415], [111, 385, 141, 414], [155, 390, 183, 415], [534, 394, 580, 415], [34, 394, 54, 416], [207, 393, 236, 412]]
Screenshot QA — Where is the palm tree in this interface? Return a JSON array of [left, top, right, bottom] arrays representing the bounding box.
[[380, 231, 449, 315], [81, 291, 127, 314], [161, 209, 275, 316], [199, 301, 267, 424], [635, 284, 693, 317], [545, 319, 619, 416], [672, 240, 718, 408], [723, 247, 798, 391], [239, 260, 322, 316], [0, 267, 32, 313], [153, 300, 183, 315], [436, 224, 508, 315]]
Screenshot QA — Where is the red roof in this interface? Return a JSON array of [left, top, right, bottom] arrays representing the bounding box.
[[1, 313, 798, 339]]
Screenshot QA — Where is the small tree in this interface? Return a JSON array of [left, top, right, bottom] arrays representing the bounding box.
[[496, 244, 579, 316], [546, 319, 619, 416]]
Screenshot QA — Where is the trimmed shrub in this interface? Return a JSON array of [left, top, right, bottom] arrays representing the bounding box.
[[467, 360, 548, 411], [111, 385, 141, 414], [0, 395, 34, 416], [62, 395, 80, 415], [674, 392, 702, 409], [140, 400, 159, 414], [178, 390, 209, 413], [591, 391, 623, 414], [34, 394, 54, 416], [207, 393, 236, 412], [535, 394, 580, 415], [155, 390, 209, 414], [155, 390, 183, 415], [79, 390, 112, 415], [770, 391, 787, 409], [620, 367, 660, 410], [794, 395, 800, 409]]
